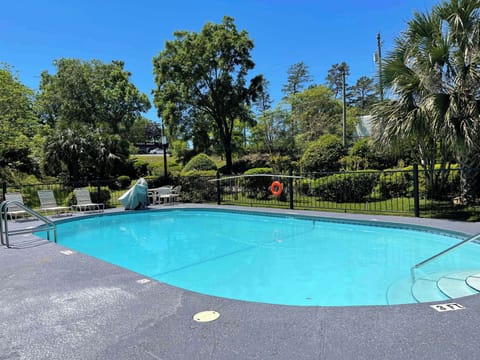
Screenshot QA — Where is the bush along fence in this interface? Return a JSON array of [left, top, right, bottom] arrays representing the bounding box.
[[212, 166, 480, 220], [2, 166, 480, 219]]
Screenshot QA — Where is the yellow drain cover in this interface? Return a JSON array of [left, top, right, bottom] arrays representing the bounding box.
[[193, 311, 220, 323]]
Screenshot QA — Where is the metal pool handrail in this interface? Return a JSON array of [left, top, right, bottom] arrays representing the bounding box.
[[0, 200, 57, 248], [411, 232, 480, 279]]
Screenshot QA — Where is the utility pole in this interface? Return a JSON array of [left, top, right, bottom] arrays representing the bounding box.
[[376, 32, 384, 101], [341, 65, 347, 147]]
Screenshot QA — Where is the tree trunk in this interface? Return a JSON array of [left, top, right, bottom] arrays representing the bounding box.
[[224, 141, 233, 174], [459, 148, 480, 204], [218, 116, 233, 174]]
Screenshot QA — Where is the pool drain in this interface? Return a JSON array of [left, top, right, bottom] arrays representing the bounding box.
[[193, 311, 220, 323]]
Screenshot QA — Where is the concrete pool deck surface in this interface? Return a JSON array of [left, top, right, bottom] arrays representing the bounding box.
[[1, 204, 480, 359]]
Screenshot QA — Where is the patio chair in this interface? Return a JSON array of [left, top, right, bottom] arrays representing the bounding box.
[[72, 188, 104, 212], [37, 190, 72, 216], [4, 192, 28, 220], [157, 185, 181, 205], [168, 185, 181, 205], [148, 186, 173, 205]]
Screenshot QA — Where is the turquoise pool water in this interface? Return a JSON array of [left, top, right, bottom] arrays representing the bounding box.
[[40, 209, 480, 306]]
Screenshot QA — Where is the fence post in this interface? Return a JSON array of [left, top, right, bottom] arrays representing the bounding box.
[[413, 164, 420, 217], [216, 172, 221, 205], [288, 168, 294, 210]]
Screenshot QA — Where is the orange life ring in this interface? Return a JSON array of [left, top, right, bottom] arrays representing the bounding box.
[[271, 181, 283, 197]]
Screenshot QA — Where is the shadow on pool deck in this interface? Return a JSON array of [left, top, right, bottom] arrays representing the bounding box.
[[1, 204, 480, 359]]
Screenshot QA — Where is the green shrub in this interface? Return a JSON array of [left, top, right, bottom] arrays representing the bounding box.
[[132, 159, 150, 177], [315, 171, 380, 203], [182, 170, 217, 177], [242, 167, 273, 199], [340, 138, 400, 171], [218, 153, 275, 174], [178, 171, 217, 203], [271, 155, 294, 173], [90, 188, 111, 206], [144, 176, 167, 188], [65, 191, 76, 207], [403, 164, 462, 200], [117, 175, 131, 189], [296, 178, 322, 196], [374, 170, 412, 200], [108, 175, 131, 190], [182, 153, 217, 173], [300, 135, 345, 173]]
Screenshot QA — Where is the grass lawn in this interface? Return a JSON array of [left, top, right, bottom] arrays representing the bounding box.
[[131, 154, 182, 175]]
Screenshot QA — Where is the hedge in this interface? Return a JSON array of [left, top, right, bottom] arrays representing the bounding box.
[[242, 168, 273, 199], [315, 171, 380, 203]]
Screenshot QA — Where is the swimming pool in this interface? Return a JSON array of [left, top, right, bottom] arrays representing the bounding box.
[[40, 208, 480, 306]]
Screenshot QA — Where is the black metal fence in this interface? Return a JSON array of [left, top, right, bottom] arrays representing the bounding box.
[[2, 166, 479, 219]]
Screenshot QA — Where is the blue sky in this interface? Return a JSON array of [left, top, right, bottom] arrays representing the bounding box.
[[1, 0, 439, 121]]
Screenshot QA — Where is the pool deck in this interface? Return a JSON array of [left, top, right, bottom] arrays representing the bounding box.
[[1, 204, 480, 359]]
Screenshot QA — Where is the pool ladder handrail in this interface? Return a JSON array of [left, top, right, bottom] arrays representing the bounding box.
[[0, 200, 57, 248], [411, 232, 480, 279]]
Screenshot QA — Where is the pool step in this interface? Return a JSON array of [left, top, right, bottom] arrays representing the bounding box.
[[387, 270, 480, 305], [411, 270, 480, 303], [386, 278, 417, 305], [466, 273, 480, 291], [411, 278, 449, 303]]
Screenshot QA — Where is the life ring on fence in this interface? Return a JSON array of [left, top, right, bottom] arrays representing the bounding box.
[[270, 181, 283, 197]]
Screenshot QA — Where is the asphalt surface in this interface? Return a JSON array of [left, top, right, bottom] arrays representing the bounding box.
[[1, 204, 480, 360]]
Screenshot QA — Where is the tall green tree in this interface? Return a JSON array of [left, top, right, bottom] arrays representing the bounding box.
[[250, 78, 276, 153], [43, 126, 126, 181], [371, 0, 480, 200], [349, 76, 378, 112], [326, 62, 350, 98], [250, 106, 291, 154], [153, 16, 263, 173], [37, 58, 150, 180], [282, 62, 312, 97], [37, 59, 150, 135], [290, 85, 343, 143], [281, 62, 313, 156], [0, 65, 43, 179], [128, 117, 162, 144]]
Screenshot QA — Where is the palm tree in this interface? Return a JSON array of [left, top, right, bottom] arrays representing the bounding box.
[[44, 127, 90, 181], [372, 0, 480, 201], [44, 126, 123, 182]]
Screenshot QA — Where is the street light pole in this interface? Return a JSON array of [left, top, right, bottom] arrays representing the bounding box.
[[161, 122, 168, 181]]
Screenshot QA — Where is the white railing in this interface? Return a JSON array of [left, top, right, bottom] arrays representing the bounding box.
[[0, 200, 57, 248], [411, 232, 480, 279]]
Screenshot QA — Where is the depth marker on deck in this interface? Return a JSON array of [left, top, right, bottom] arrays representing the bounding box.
[[430, 303, 465, 312], [136, 278, 151, 284], [60, 250, 75, 255]]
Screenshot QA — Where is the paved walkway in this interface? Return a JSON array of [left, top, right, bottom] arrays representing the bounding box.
[[1, 205, 480, 359]]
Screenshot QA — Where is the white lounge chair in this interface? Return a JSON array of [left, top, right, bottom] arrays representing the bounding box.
[[4, 192, 28, 220], [37, 190, 72, 216], [72, 188, 104, 212]]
